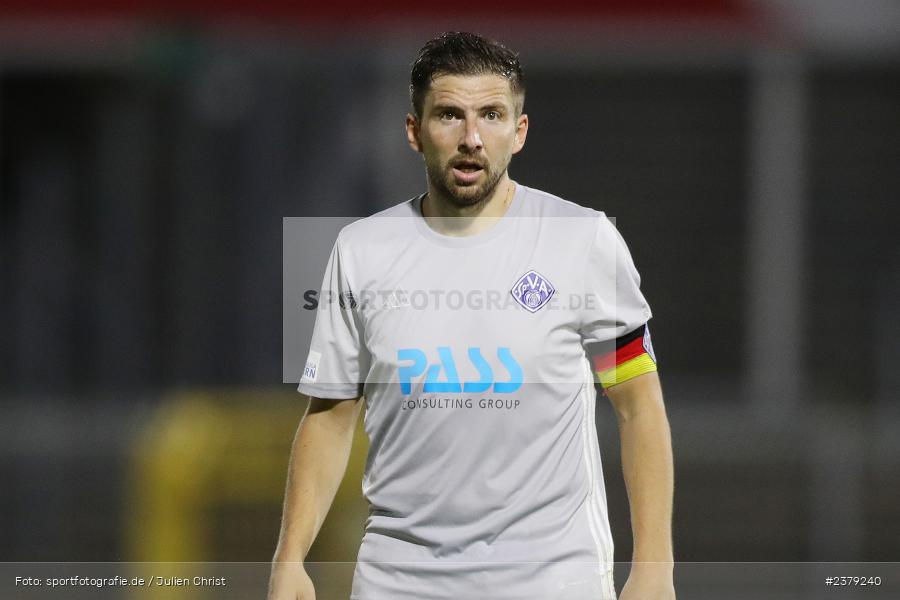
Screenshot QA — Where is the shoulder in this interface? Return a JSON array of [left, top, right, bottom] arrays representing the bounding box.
[[518, 185, 636, 259], [518, 184, 606, 220], [335, 196, 420, 249], [518, 184, 616, 246]]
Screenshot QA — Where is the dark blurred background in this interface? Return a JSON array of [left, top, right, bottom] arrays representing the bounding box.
[[1, 0, 899, 581]]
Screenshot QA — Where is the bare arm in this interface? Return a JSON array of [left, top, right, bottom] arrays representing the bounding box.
[[269, 395, 364, 599], [606, 371, 675, 599]]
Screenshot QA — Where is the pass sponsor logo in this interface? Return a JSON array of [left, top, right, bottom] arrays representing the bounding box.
[[397, 347, 523, 394]]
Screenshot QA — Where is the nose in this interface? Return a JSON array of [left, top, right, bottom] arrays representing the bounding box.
[[459, 119, 483, 152]]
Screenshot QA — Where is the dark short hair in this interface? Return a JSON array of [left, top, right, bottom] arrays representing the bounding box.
[[409, 32, 525, 118]]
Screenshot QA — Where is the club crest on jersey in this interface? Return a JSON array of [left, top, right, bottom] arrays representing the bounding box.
[[510, 270, 555, 313]]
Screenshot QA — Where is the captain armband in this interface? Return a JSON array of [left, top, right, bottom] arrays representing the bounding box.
[[588, 324, 658, 389]]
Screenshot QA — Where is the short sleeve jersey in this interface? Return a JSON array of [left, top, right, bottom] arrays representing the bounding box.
[[298, 184, 655, 600]]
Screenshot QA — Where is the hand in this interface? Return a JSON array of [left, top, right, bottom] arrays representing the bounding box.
[[267, 560, 316, 600], [618, 563, 675, 600]]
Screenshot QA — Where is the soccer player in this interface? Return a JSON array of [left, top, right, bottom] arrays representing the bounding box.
[[269, 32, 675, 600]]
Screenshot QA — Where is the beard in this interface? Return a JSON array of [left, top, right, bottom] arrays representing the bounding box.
[[424, 152, 510, 209]]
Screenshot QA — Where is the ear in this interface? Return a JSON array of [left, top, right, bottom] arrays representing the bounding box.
[[406, 113, 423, 153], [512, 113, 528, 154]]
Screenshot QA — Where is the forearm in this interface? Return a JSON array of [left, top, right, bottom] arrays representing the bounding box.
[[273, 397, 361, 561], [618, 397, 674, 565]]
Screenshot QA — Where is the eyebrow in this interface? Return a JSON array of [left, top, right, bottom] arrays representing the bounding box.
[[430, 102, 509, 114]]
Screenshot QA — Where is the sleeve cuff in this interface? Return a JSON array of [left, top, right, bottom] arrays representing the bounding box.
[[297, 382, 363, 400]]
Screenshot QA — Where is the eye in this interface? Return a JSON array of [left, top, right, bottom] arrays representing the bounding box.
[[485, 111, 500, 121], [440, 111, 458, 121]]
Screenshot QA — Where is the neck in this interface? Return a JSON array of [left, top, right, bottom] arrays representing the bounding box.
[[422, 177, 515, 237]]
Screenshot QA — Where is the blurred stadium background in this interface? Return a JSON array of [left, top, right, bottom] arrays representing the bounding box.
[[1, 0, 899, 595]]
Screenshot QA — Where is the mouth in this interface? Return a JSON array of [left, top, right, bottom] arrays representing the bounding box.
[[451, 159, 485, 184]]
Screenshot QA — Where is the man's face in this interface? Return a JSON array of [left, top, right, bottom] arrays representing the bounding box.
[[406, 74, 528, 208]]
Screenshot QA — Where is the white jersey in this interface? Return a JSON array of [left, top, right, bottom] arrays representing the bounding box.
[[298, 183, 653, 600]]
